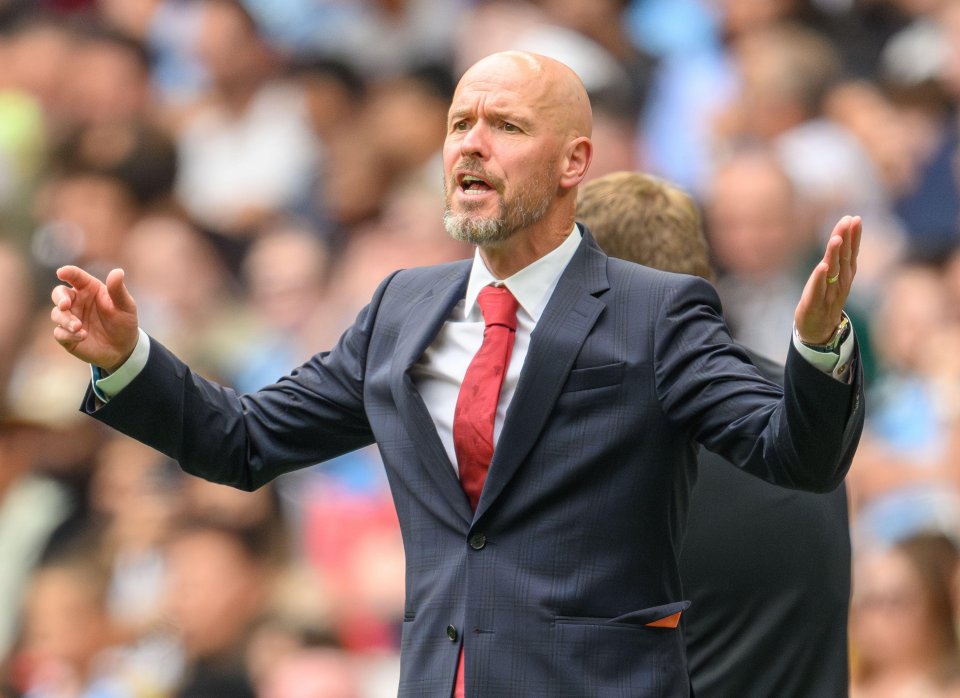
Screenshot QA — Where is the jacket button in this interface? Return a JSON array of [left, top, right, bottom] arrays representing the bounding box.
[[446, 625, 458, 642], [469, 532, 486, 550]]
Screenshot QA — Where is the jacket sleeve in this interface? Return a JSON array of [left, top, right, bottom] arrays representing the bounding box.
[[81, 272, 401, 491], [653, 274, 864, 492]]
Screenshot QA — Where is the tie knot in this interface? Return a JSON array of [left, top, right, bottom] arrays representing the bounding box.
[[477, 285, 518, 331]]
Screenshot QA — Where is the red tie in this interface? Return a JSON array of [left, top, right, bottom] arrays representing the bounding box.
[[453, 285, 519, 511], [451, 285, 518, 698]]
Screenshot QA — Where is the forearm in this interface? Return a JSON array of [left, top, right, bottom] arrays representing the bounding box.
[[85, 337, 375, 491]]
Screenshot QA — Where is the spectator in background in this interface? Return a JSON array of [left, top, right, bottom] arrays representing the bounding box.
[[256, 0, 466, 80], [940, 0, 960, 98], [0, 15, 74, 135], [877, 0, 960, 261], [0, 30, 45, 231], [0, 414, 73, 669], [58, 26, 153, 131], [230, 219, 334, 393], [287, 55, 366, 240], [0, 247, 85, 680], [162, 519, 272, 698], [0, 16, 67, 234], [362, 67, 451, 191], [259, 647, 363, 698], [636, 0, 737, 193], [717, 21, 906, 297], [850, 533, 960, 697], [703, 147, 815, 363], [0, 243, 35, 389], [31, 162, 141, 281], [118, 212, 238, 372], [5, 312, 103, 490], [824, 79, 921, 217], [173, 0, 320, 242], [301, 475, 405, 656], [849, 262, 960, 543], [578, 170, 851, 697], [84, 437, 182, 645], [16, 553, 141, 698], [312, 64, 453, 241], [177, 477, 288, 561], [533, 0, 655, 120], [288, 57, 366, 152], [96, 0, 209, 110]]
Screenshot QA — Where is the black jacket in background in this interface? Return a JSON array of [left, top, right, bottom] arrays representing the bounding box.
[[681, 350, 851, 698]]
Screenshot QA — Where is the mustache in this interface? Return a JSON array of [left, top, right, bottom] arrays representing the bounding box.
[[450, 159, 503, 192]]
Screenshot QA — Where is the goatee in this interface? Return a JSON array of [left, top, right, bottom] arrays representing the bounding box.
[[443, 171, 553, 246]]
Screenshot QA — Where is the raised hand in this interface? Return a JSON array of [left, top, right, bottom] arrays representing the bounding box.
[[794, 215, 862, 345], [51, 266, 140, 372]]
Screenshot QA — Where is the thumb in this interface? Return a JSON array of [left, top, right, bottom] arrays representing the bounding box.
[[105, 268, 136, 313]]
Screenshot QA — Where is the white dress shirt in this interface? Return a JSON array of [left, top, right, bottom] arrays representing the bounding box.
[[411, 225, 582, 471]]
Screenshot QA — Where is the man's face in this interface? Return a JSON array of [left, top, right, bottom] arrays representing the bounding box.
[[442, 55, 562, 245]]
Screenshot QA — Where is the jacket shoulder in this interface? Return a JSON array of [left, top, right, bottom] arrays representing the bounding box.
[[605, 256, 720, 302], [387, 258, 471, 292]]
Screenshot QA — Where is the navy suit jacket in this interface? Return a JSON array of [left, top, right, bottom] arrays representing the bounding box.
[[84, 229, 864, 697]]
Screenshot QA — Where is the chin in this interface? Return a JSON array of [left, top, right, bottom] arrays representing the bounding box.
[[443, 211, 511, 245]]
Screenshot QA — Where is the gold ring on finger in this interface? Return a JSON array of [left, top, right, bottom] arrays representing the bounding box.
[[827, 272, 840, 284]]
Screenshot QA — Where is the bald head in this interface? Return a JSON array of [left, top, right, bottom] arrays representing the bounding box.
[[442, 51, 594, 273], [455, 51, 593, 139]]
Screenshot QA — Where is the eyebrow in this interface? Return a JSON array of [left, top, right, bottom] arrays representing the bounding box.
[[448, 107, 534, 130]]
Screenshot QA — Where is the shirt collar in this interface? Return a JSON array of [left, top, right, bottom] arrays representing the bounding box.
[[464, 224, 582, 322]]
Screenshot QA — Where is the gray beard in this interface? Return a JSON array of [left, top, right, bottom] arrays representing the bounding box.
[[443, 178, 552, 246], [443, 207, 513, 245]]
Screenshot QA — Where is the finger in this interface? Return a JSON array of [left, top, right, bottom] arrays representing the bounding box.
[[51, 284, 77, 311], [823, 233, 844, 292], [50, 306, 82, 333], [105, 268, 136, 313], [836, 216, 862, 287], [849, 216, 862, 272], [52, 324, 86, 346], [838, 217, 854, 281], [56, 265, 100, 291], [812, 260, 831, 290], [840, 217, 853, 262]]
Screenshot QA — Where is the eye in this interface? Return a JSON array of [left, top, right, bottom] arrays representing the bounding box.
[[452, 120, 470, 132], [501, 122, 520, 133]]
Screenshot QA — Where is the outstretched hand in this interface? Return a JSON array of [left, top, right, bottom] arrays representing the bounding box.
[[794, 215, 862, 345], [51, 266, 140, 372]]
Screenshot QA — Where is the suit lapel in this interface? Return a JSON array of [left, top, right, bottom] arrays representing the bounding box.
[[474, 230, 610, 519], [390, 262, 474, 524]]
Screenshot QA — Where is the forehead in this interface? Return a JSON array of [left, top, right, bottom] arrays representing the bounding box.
[[449, 57, 550, 117]]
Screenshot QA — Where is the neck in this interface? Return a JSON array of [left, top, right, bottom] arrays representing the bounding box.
[[478, 213, 575, 279]]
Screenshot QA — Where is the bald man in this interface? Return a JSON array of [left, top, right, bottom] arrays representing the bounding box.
[[52, 52, 864, 696]]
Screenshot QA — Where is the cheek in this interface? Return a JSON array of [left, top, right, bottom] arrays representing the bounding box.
[[442, 139, 461, 171]]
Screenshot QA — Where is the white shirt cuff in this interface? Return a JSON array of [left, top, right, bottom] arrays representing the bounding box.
[[91, 329, 151, 401], [792, 316, 855, 381]]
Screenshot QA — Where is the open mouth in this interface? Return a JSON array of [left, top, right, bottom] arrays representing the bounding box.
[[457, 172, 495, 194]]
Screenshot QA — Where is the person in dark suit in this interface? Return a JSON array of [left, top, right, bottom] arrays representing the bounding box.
[[577, 171, 851, 697], [51, 51, 864, 697]]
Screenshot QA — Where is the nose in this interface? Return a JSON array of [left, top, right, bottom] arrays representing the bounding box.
[[459, 121, 489, 159]]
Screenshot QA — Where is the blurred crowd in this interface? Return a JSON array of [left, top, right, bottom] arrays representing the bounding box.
[[0, 0, 959, 696]]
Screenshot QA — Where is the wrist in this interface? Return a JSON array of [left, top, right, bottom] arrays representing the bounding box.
[[104, 336, 139, 373], [796, 314, 851, 355]]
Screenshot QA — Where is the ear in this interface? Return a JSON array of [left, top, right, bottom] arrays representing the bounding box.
[[558, 136, 593, 190]]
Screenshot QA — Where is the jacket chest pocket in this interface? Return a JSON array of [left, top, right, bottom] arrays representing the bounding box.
[[560, 361, 625, 394]]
